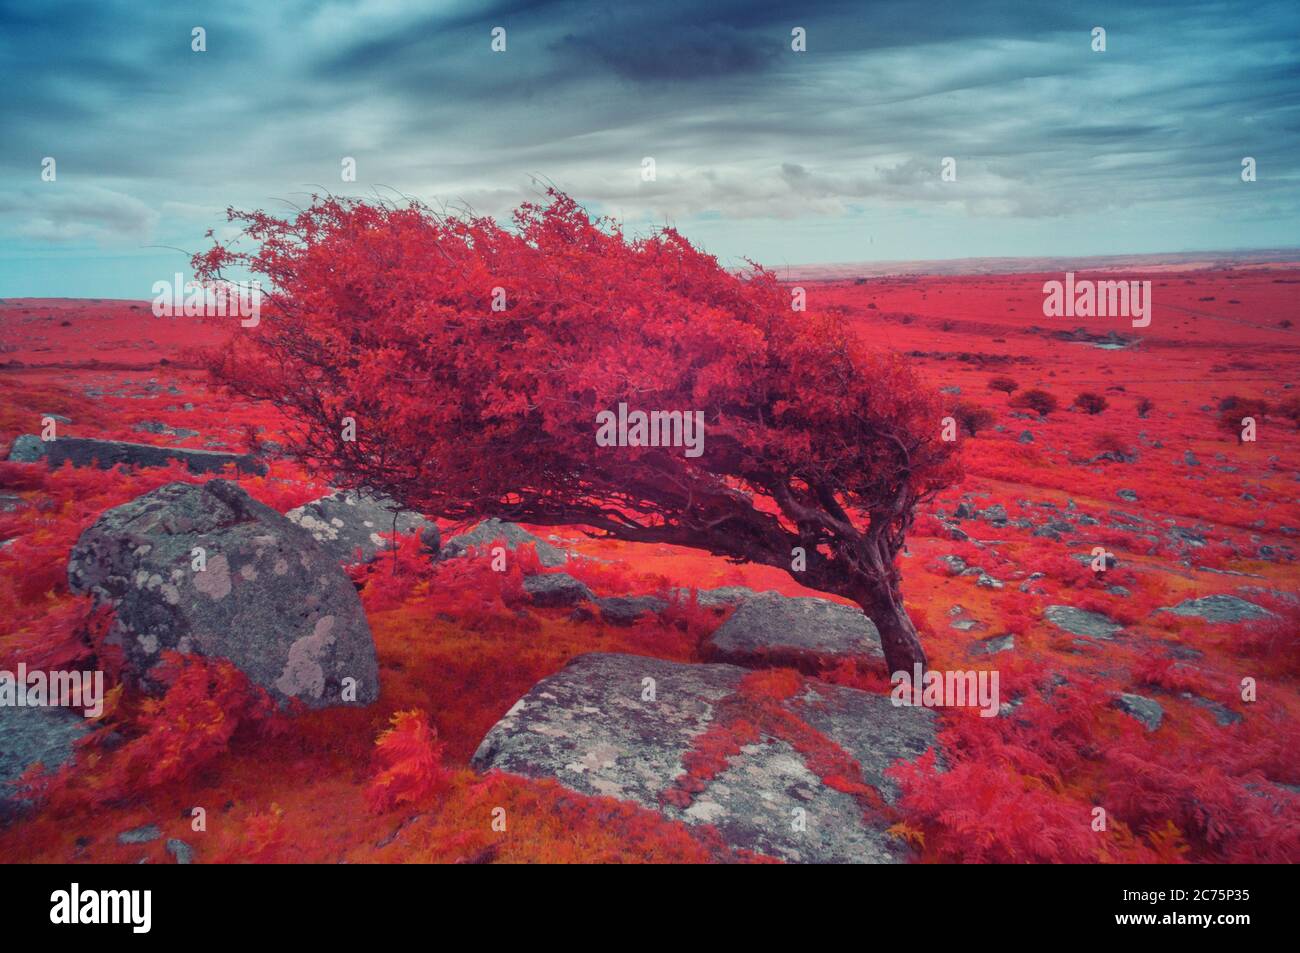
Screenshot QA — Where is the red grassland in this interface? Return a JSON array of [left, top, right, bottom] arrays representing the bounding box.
[[0, 265, 1297, 863]]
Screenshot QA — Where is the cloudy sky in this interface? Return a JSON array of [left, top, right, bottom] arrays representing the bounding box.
[[1, 0, 1297, 297]]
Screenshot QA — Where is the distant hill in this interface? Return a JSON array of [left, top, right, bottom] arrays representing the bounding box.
[[780, 249, 1300, 281]]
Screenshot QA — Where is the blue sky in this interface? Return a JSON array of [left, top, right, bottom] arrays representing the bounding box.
[[1, 0, 1297, 298]]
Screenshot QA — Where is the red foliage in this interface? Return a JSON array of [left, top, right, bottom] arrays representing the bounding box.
[[1073, 391, 1109, 415], [193, 190, 960, 673], [366, 710, 451, 813], [1010, 388, 1059, 417], [32, 652, 280, 810]]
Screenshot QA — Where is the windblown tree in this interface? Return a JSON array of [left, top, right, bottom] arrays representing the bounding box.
[[194, 192, 960, 673]]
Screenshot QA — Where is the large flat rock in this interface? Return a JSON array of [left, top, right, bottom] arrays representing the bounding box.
[[8, 435, 265, 476], [1160, 594, 1275, 624], [704, 591, 884, 670], [471, 652, 936, 863]]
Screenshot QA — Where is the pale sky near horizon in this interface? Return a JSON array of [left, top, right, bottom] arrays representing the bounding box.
[[1, 0, 1297, 298]]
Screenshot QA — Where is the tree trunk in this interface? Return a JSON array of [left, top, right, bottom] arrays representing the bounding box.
[[852, 575, 927, 675]]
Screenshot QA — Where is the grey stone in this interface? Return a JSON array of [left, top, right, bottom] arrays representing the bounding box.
[[440, 518, 567, 568], [1072, 552, 1118, 570], [1160, 594, 1275, 624], [523, 572, 594, 607], [1113, 693, 1163, 731], [937, 555, 967, 574], [166, 838, 194, 864], [1179, 692, 1242, 726], [1017, 431, 1034, 444], [287, 489, 435, 565], [67, 480, 378, 709], [976, 573, 1003, 589], [7, 434, 47, 462], [980, 504, 1008, 524], [0, 706, 91, 824], [6, 435, 265, 475], [669, 586, 762, 611], [471, 652, 936, 863], [118, 824, 162, 845], [1044, 605, 1122, 639], [970, 634, 1015, 656], [1170, 527, 1207, 547], [705, 591, 882, 670], [133, 420, 199, 440], [597, 595, 668, 624]]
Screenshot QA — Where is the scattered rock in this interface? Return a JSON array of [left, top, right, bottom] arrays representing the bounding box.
[[523, 572, 594, 607], [1072, 552, 1118, 570], [471, 652, 936, 863], [419, 524, 441, 556], [1169, 527, 1207, 547], [133, 420, 199, 440], [704, 592, 883, 670], [970, 634, 1014, 656], [1160, 594, 1275, 624], [6, 434, 46, 462], [1017, 431, 1034, 444], [597, 595, 668, 625], [68, 479, 379, 709], [976, 573, 1003, 590], [937, 555, 966, 574], [118, 824, 162, 845], [0, 706, 91, 824], [7, 435, 265, 475], [1179, 692, 1242, 726], [1044, 605, 1122, 639], [166, 838, 194, 864], [668, 586, 761, 611], [980, 504, 1008, 524], [440, 518, 567, 568], [1113, 693, 1163, 732], [287, 490, 435, 565]]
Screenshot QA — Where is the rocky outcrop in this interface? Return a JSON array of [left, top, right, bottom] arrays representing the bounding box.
[[704, 592, 883, 670], [8, 435, 265, 476], [471, 652, 936, 863], [67, 480, 378, 709]]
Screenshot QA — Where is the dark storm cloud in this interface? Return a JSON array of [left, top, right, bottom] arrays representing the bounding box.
[[0, 0, 1297, 285]]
